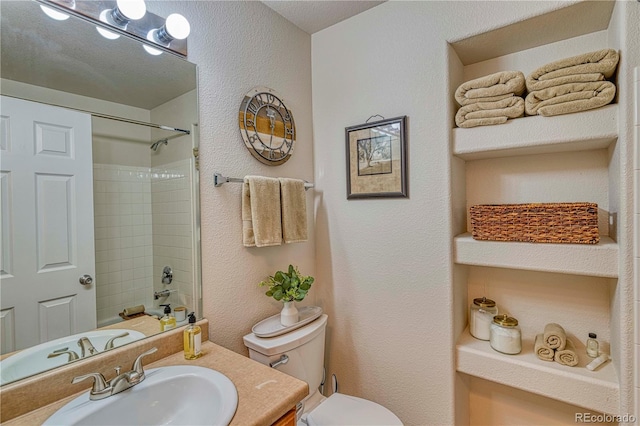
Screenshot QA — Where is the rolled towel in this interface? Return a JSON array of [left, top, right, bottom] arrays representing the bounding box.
[[543, 323, 567, 350], [526, 48, 619, 92], [455, 71, 526, 106], [554, 338, 579, 367], [123, 305, 145, 317], [534, 333, 554, 362], [525, 81, 616, 117], [455, 97, 524, 128]]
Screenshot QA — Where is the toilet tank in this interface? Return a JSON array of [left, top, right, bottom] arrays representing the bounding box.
[[243, 314, 327, 396]]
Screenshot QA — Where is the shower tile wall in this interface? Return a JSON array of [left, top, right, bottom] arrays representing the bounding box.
[[151, 159, 194, 312], [93, 164, 153, 326]]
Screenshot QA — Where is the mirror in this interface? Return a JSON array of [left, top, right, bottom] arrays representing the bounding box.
[[0, 0, 201, 385]]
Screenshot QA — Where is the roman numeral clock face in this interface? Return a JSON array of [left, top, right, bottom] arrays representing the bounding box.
[[239, 88, 296, 166]]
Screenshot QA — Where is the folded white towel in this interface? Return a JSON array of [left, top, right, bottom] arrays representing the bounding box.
[[525, 81, 616, 117], [526, 49, 619, 92], [455, 97, 524, 128], [279, 178, 308, 244], [242, 176, 282, 247], [455, 70, 526, 106]]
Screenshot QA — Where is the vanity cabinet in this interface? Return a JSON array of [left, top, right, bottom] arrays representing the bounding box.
[[272, 408, 296, 426], [449, 0, 636, 421]]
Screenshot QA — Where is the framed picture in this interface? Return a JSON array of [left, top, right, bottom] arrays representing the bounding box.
[[345, 116, 408, 199]]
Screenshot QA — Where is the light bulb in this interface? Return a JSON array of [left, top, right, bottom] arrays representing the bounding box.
[[115, 0, 146, 21], [96, 25, 120, 40], [165, 14, 190, 40], [40, 5, 69, 21], [143, 44, 163, 56]]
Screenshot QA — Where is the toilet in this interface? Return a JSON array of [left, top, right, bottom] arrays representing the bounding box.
[[243, 314, 402, 425]]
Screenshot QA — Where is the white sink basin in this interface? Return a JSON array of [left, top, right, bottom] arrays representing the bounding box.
[[0, 329, 145, 385], [44, 365, 238, 426]]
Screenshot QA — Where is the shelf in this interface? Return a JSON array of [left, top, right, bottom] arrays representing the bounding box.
[[453, 105, 618, 161], [454, 233, 618, 278], [450, 1, 614, 65], [456, 327, 619, 415]]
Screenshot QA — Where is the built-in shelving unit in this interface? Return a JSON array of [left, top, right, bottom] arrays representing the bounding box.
[[449, 0, 634, 421], [453, 105, 618, 161], [454, 233, 618, 278], [457, 328, 620, 415]]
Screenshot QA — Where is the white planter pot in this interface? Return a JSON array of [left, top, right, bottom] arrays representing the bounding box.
[[280, 301, 299, 326]]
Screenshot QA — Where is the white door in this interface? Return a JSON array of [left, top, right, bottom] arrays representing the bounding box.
[[0, 96, 96, 354]]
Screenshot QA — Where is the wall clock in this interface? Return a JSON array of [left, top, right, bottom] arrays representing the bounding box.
[[239, 87, 296, 166]]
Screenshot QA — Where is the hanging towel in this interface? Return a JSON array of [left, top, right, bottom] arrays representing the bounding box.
[[543, 323, 567, 350], [554, 338, 579, 367], [534, 333, 555, 362], [455, 97, 524, 128], [279, 178, 308, 244], [525, 81, 616, 117], [455, 70, 526, 106], [526, 49, 619, 92], [242, 176, 282, 247]]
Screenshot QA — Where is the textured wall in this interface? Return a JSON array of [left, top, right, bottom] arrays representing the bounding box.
[[147, 1, 315, 355]]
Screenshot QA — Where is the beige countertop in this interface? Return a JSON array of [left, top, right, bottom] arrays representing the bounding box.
[[2, 339, 308, 426]]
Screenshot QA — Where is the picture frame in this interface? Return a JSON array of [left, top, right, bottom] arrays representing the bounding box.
[[345, 116, 408, 199]]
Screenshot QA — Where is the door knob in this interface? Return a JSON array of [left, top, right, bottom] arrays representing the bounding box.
[[79, 274, 93, 286]]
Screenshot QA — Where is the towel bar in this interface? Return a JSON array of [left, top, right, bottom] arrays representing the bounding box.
[[214, 172, 314, 190]]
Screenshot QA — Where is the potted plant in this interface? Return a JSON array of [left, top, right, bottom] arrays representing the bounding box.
[[259, 265, 314, 326]]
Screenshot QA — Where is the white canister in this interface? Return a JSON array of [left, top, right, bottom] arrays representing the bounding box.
[[469, 297, 498, 341], [490, 314, 521, 355]]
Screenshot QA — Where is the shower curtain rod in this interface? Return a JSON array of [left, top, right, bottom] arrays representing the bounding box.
[[4, 94, 191, 135]]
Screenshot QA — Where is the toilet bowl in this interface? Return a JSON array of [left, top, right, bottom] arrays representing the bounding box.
[[243, 314, 402, 425]]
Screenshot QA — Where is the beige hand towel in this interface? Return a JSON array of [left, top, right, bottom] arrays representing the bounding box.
[[279, 178, 308, 244], [526, 49, 619, 91], [455, 97, 524, 128], [525, 81, 615, 117], [242, 176, 282, 247], [455, 70, 526, 106], [534, 333, 554, 362], [554, 338, 579, 367], [543, 323, 566, 350]]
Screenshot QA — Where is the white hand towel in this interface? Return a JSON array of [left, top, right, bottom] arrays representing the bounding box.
[[242, 176, 282, 247], [279, 178, 308, 244]]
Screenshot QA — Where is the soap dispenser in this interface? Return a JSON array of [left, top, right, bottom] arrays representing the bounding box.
[[159, 304, 177, 331], [183, 312, 202, 360]]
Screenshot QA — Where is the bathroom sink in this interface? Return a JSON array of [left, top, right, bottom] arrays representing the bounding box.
[[44, 365, 238, 426], [0, 329, 145, 385]]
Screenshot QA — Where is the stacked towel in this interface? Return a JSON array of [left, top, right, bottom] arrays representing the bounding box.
[[543, 323, 567, 350], [455, 71, 526, 128], [242, 176, 308, 247], [525, 49, 619, 117], [534, 333, 554, 362], [534, 323, 579, 367], [554, 338, 579, 367]]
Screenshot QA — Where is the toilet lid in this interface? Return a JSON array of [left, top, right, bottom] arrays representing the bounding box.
[[305, 393, 402, 426]]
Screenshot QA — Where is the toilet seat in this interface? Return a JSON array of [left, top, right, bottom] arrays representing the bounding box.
[[304, 393, 402, 426]]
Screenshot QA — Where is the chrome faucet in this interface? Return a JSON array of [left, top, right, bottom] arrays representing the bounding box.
[[77, 337, 98, 358], [153, 289, 175, 299], [71, 347, 158, 401], [47, 347, 79, 362], [104, 332, 130, 351]]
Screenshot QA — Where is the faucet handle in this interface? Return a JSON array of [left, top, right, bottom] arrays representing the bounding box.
[[132, 347, 158, 376], [104, 332, 130, 350], [71, 372, 108, 393]]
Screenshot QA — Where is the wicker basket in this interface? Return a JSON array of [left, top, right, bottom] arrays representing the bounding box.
[[469, 202, 599, 244]]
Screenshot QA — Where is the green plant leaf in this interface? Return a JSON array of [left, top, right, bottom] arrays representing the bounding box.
[[273, 289, 283, 300], [282, 280, 290, 290], [274, 271, 284, 282], [300, 282, 310, 291], [265, 290, 273, 297], [288, 264, 295, 275]]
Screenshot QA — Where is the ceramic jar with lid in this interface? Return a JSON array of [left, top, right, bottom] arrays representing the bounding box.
[[469, 297, 498, 341], [490, 314, 521, 354]]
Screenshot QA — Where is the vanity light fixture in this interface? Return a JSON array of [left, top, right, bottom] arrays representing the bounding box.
[[143, 13, 190, 56], [96, 0, 147, 40], [37, 0, 189, 57], [40, 0, 74, 21]]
